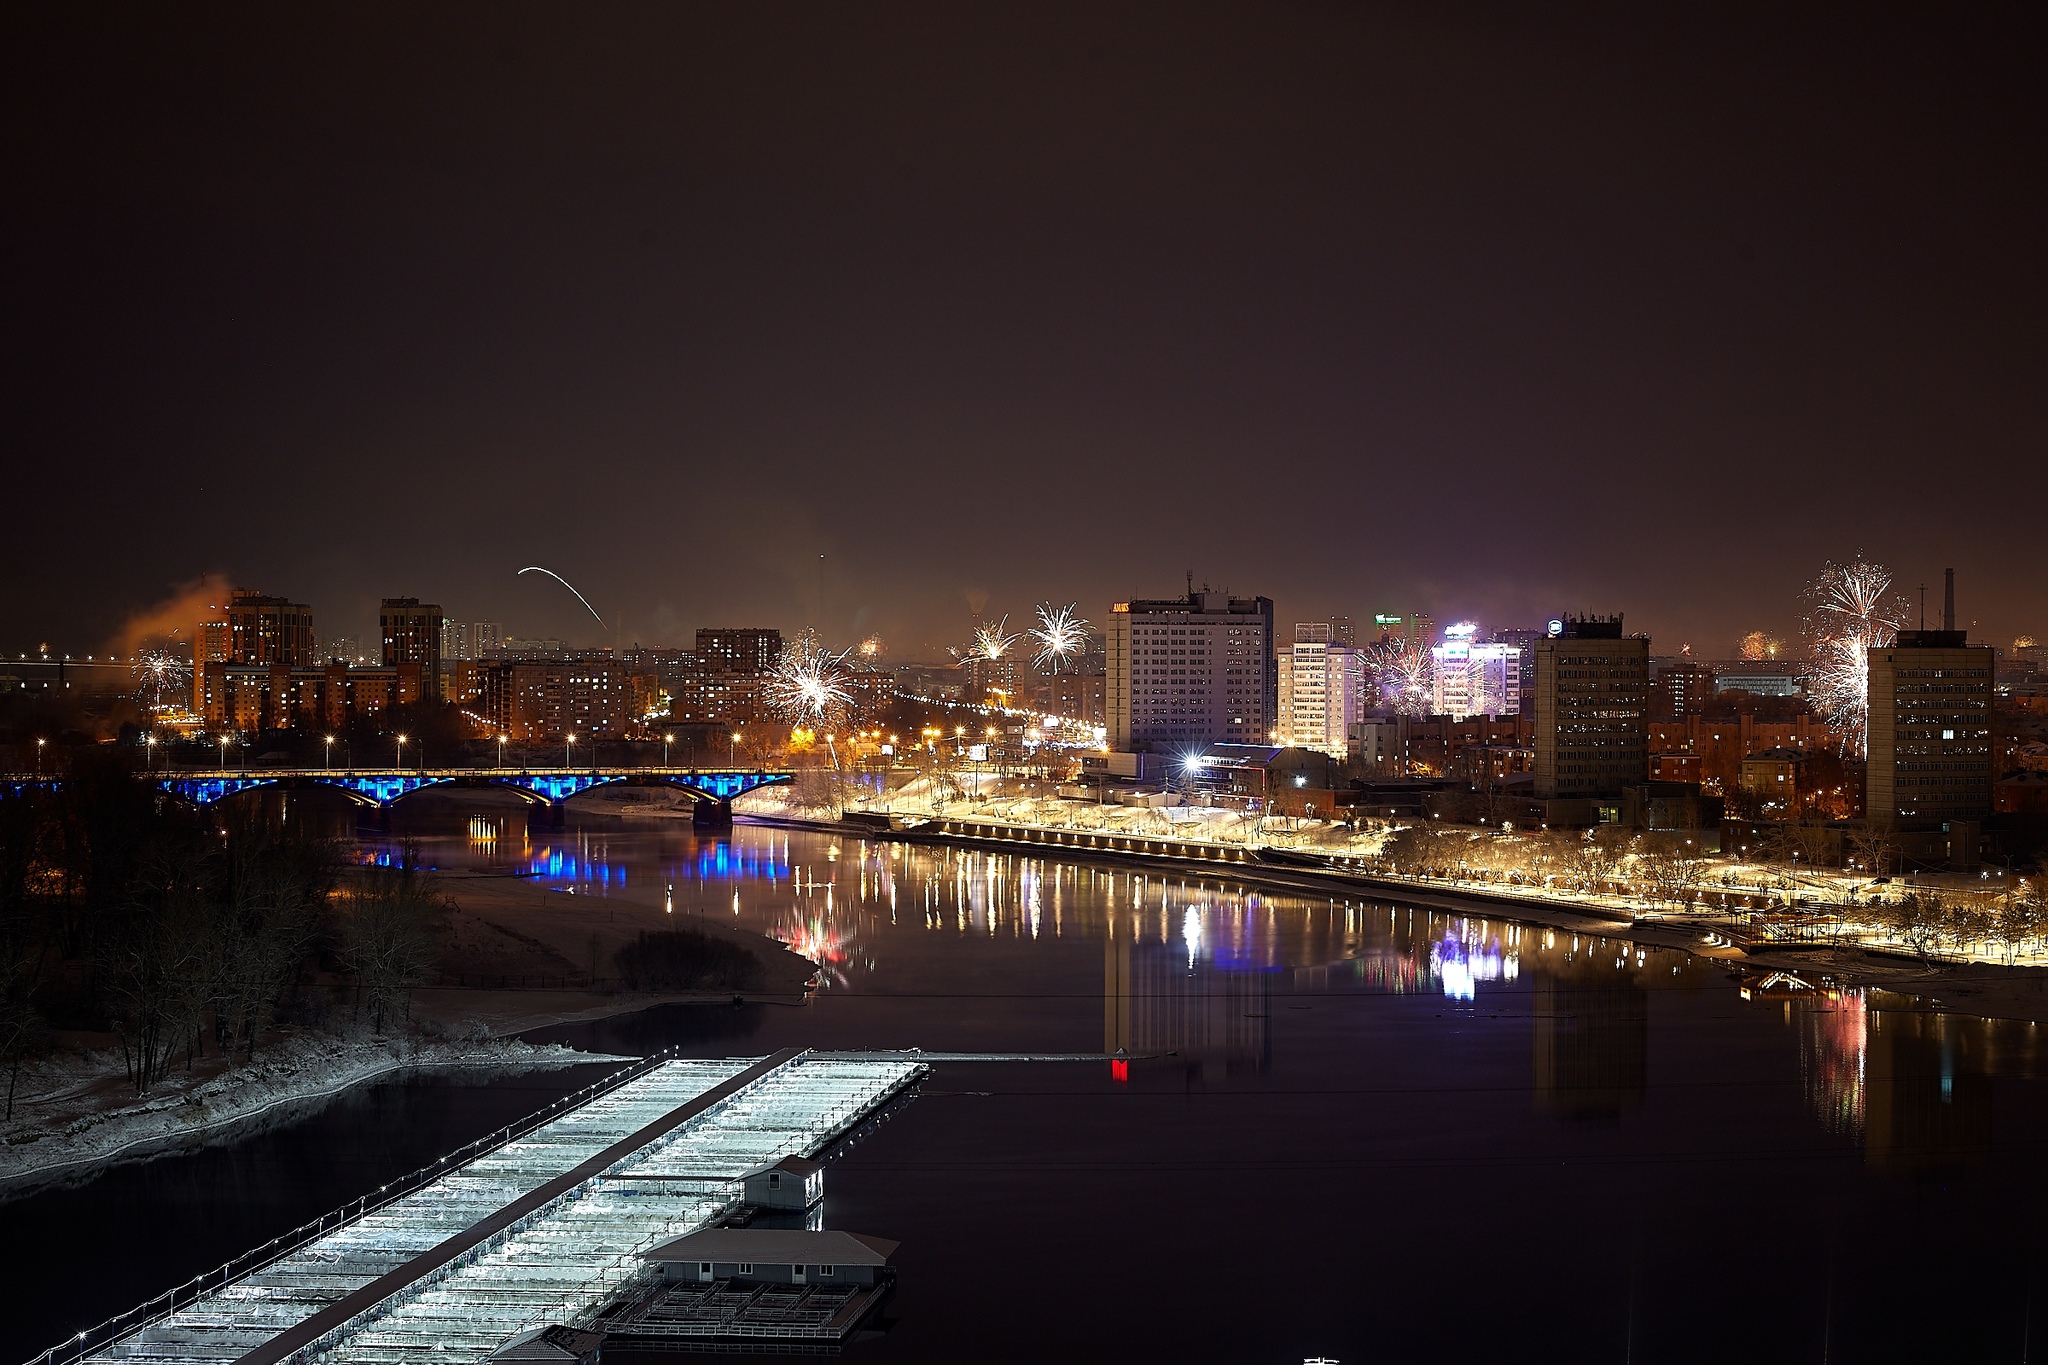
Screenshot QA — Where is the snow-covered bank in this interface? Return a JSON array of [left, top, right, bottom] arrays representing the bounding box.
[[0, 1032, 632, 1195]]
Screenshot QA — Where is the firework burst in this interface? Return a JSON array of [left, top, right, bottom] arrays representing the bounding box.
[[1028, 602, 1089, 672], [971, 616, 1020, 662], [131, 648, 192, 710], [857, 634, 886, 661], [1364, 637, 1434, 718], [1739, 630, 1783, 661], [767, 631, 854, 725], [1802, 557, 1911, 756]]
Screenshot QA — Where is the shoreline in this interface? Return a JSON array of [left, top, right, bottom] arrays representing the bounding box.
[[739, 810, 2048, 1023], [0, 870, 820, 1197], [0, 1037, 633, 1198]]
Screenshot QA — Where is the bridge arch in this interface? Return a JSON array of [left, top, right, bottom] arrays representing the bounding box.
[[147, 769, 795, 811]]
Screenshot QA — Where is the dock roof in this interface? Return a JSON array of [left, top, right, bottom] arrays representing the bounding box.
[[645, 1228, 899, 1266]]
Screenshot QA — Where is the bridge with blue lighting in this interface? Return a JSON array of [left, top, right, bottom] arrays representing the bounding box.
[[8, 767, 794, 825]]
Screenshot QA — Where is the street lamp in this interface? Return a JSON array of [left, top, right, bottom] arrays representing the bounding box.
[[218, 734, 229, 771], [730, 731, 740, 767], [145, 734, 157, 772], [497, 735, 508, 769], [323, 735, 334, 770], [395, 734, 408, 770], [566, 732, 576, 769], [35, 738, 46, 779], [663, 733, 673, 767]]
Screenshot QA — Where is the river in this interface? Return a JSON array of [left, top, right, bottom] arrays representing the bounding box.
[[5, 806, 2045, 1364]]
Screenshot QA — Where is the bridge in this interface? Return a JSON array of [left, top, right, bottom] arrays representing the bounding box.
[[38, 1048, 925, 1365], [10, 767, 794, 827]]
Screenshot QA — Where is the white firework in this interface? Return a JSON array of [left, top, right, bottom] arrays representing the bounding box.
[[1365, 638, 1434, 718], [1028, 603, 1090, 672], [1802, 558, 1911, 756], [972, 616, 1020, 662], [767, 631, 854, 725], [131, 648, 192, 710]]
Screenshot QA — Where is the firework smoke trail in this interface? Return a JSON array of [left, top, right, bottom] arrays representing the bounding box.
[[767, 631, 855, 725], [131, 648, 192, 710], [1028, 603, 1090, 672], [1802, 558, 1911, 756], [1364, 638, 1434, 718]]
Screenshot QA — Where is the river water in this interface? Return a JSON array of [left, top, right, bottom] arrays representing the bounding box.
[[5, 807, 2046, 1364]]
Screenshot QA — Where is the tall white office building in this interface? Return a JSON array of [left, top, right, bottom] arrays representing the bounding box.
[[1281, 624, 1365, 755], [1107, 590, 1275, 752], [1431, 623, 1523, 718]]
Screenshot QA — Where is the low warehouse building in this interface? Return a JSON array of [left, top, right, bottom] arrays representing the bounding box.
[[643, 1228, 898, 1288]]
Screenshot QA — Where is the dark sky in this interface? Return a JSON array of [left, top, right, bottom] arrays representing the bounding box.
[[6, 4, 2043, 658]]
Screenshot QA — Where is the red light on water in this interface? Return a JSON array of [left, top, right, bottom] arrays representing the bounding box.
[[1110, 1060, 1128, 1084]]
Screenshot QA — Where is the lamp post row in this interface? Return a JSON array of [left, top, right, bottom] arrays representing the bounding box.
[[29, 727, 764, 778]]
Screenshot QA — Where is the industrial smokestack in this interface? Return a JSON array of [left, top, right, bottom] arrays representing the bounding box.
[[1943, 568, 1956, 633]]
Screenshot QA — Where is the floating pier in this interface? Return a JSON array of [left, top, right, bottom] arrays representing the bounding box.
[[56, 1050, 923, 1365]]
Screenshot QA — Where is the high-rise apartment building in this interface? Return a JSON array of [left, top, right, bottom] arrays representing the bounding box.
[[1107, 591, 1274, 752], [1866, 630, 1994, 825], [478, 659, 629, 741], [1281, 624, 1365, 755], [1295, 619, 1357, 647], [1533, 616, 1649, 801], [197, 591, 313, 714], [1649, 659, 1716, 721], [1491, 627, 1543, 714], [228, 592, 316, 667], [380, 598, 444, 701], [437, 621, 505, 662], [1431, 623, 1523, 718], [696, 628, 782, 673], [1047, 671, 1107, 728]]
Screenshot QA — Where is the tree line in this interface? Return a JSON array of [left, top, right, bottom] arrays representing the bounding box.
[[0, 757, 447, 1112]]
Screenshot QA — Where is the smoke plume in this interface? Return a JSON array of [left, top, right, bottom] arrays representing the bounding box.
[[108, 574, 233, 656]]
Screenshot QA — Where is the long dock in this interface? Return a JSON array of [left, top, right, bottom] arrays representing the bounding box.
[[49, 1051, 924, 1365]]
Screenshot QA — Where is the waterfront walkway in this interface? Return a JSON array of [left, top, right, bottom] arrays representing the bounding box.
[[48, 1051, 922, 1365]]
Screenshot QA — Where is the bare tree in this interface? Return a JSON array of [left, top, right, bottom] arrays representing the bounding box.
[[210, 815, 341, 1060], [1637, 832, 1710, 911], [100, 860, 213, 1093], [0, 788, 49, 1117], [1848, 821, 1899, 879], [336, 867, 447, 1035], [1880, 890, 1946, 963]]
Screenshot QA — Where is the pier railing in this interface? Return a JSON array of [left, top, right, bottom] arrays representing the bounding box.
[[26, 1043, 696, 1365]]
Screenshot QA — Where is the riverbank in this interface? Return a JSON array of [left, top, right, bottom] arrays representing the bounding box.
[[0, 869, 818, 1196], [0, 1033, 631, 1196], [739, 807, 2048, 1023]]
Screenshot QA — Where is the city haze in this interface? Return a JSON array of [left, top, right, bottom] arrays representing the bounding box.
[[5, 5, 2044, 654]]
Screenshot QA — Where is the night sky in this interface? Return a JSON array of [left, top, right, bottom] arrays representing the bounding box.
[[6, 4, 2043, 657]]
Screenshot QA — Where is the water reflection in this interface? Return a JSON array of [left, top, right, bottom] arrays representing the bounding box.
[[1531, 960, 1650, 1121], [352, 812, 2045, 1176]]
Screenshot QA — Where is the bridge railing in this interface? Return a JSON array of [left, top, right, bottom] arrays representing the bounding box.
[[25, 1042, 713, 1365]]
